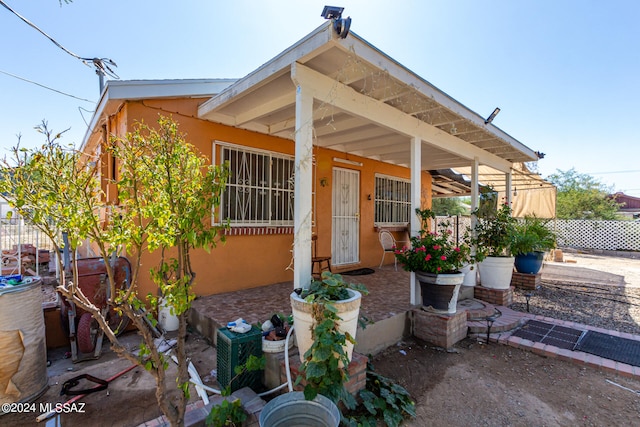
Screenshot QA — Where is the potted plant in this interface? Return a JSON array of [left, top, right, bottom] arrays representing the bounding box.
[[471, 201, 517, 289], [290, 271, 368, 406], [511, 215, 556, 274], [290, 272, 368, 365], [394, 208, 472, 314]]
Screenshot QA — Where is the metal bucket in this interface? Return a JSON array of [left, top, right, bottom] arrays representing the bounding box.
[[259, 392, 340, 427], [0, 276, 48, 410]]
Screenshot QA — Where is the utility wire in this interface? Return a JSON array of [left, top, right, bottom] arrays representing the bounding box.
[[0, 0, 119, 78], [587, 170, 640, 175], [0, 68, 94, 103]]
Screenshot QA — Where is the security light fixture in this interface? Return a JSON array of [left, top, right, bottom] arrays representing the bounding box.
[[321, 5, 352, 39], [484, 107, 500, 125], [321, 5, 343, 19]]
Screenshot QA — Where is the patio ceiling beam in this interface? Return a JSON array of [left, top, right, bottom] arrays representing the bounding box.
[[290, 63, 513, 173], [314, 115, 365, 136], [334, 36, 538, 163], [353, 142, 409, 157], [317, 126, 390, 146], [269, 105, 365, 136], [411, 105, 443, 117], [235, 92, 295, 126], [423, 159, 474, 169]]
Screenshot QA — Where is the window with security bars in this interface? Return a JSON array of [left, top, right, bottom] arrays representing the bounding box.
[[374, 175, 411, 225], [220, 146, 295, 225]]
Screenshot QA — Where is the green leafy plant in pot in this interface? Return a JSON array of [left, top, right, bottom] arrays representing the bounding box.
[[290, 271, 368, 407], [394, 208, 472, 313], [471, 201, 518, 289], [512, 215, 556, 274]]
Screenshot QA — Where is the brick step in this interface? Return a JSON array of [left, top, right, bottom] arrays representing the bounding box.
[[467, 305, 526, 334], [457, 298, 495, 320]]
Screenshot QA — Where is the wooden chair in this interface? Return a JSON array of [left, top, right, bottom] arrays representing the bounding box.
[[312, 234, 332, 278]]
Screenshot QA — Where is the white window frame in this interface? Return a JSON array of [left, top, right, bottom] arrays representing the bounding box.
[[214, 142, 295, 227], [374, 174, 411, 226]]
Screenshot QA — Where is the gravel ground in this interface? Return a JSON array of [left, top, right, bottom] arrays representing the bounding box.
[[510, 250, 640, 335]]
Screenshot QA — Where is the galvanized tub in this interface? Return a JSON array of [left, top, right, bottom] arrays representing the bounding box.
[[259, 392, 340, 427], [0, 276, 48, 411]]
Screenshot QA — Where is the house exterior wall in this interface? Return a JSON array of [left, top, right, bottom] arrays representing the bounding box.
[[93, 98, 432, 298], [613, 192, 640, 210]]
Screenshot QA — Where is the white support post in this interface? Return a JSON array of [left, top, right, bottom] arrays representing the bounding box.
[[470, 158, 479, 214], [505, 169, 513, 206], [470, 158, 479, 258], [292, 81, 314, 290], [410, 136, 422, 305]]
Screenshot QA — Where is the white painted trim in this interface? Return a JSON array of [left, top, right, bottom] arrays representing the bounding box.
[[80, 79, 237, 153], [374, 173, 410, 183], [333, 157, 362, 167], [291, 63, 513, 173], [506, 170, 513, 205], [291, 81, 314, 290], [335, 33, 537, 162], [106, 79, 237, 100], [410, 136, 422, 305]]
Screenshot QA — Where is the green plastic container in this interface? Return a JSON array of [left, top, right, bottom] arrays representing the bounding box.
[[216, 326, 263, 392]]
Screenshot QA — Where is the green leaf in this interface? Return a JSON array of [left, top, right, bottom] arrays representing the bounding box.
[[303, 384, 318, 401], [304, 361, 327, 379]]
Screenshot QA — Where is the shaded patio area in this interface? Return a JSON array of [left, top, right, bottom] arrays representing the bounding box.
[[189, 266, 414, 344]]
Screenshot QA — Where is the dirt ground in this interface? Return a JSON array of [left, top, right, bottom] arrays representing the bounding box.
[[4, 252, 640, 426], [2, 330, 217, 427], [369, 252, 640, 427], [371, 337, 640, 427]]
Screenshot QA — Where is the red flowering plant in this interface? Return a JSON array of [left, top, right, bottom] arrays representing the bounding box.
[[393, 208, 472, 274]]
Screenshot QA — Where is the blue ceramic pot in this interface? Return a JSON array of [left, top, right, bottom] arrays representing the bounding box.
[[514, 251, 544, 274]]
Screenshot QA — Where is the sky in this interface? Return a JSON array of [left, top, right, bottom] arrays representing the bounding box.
[[1, 0, 639, 196]]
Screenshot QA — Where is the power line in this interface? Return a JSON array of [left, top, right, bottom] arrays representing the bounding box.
[[587, 170, 640, 175], [0, 69, 94, 102], [0, 0, 118, 79]]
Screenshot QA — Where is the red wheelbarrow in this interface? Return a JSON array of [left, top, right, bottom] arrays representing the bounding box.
[[59, 256, 132, 362]]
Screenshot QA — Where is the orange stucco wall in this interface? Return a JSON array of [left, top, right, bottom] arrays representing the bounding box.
[[99, 98, 432, 298]]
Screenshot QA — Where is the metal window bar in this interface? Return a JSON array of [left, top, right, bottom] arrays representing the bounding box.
[[374, 176, 411, 225], [221, 146, 295, 226]]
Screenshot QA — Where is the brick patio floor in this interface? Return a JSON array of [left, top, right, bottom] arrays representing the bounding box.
[[190, 265, 413, 329]]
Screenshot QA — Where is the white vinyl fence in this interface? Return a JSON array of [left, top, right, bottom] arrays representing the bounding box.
[[553, 219, 640, 251], [434, 215, 640, 252]]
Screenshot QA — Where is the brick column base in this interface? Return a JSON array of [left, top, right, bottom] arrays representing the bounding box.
[[511, 272, 541, 290], [281, 351, 368, 397], [474, 286, 513, 306], [412, 308, 467, 348]]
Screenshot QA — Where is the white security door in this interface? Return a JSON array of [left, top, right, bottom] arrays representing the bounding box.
[[332, 168, 360, 265]]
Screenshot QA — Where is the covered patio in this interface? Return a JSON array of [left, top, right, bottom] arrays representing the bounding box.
[[188, 266, 515, 356], [190, 266, 413, 351], [196, 20, 543, 301]]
